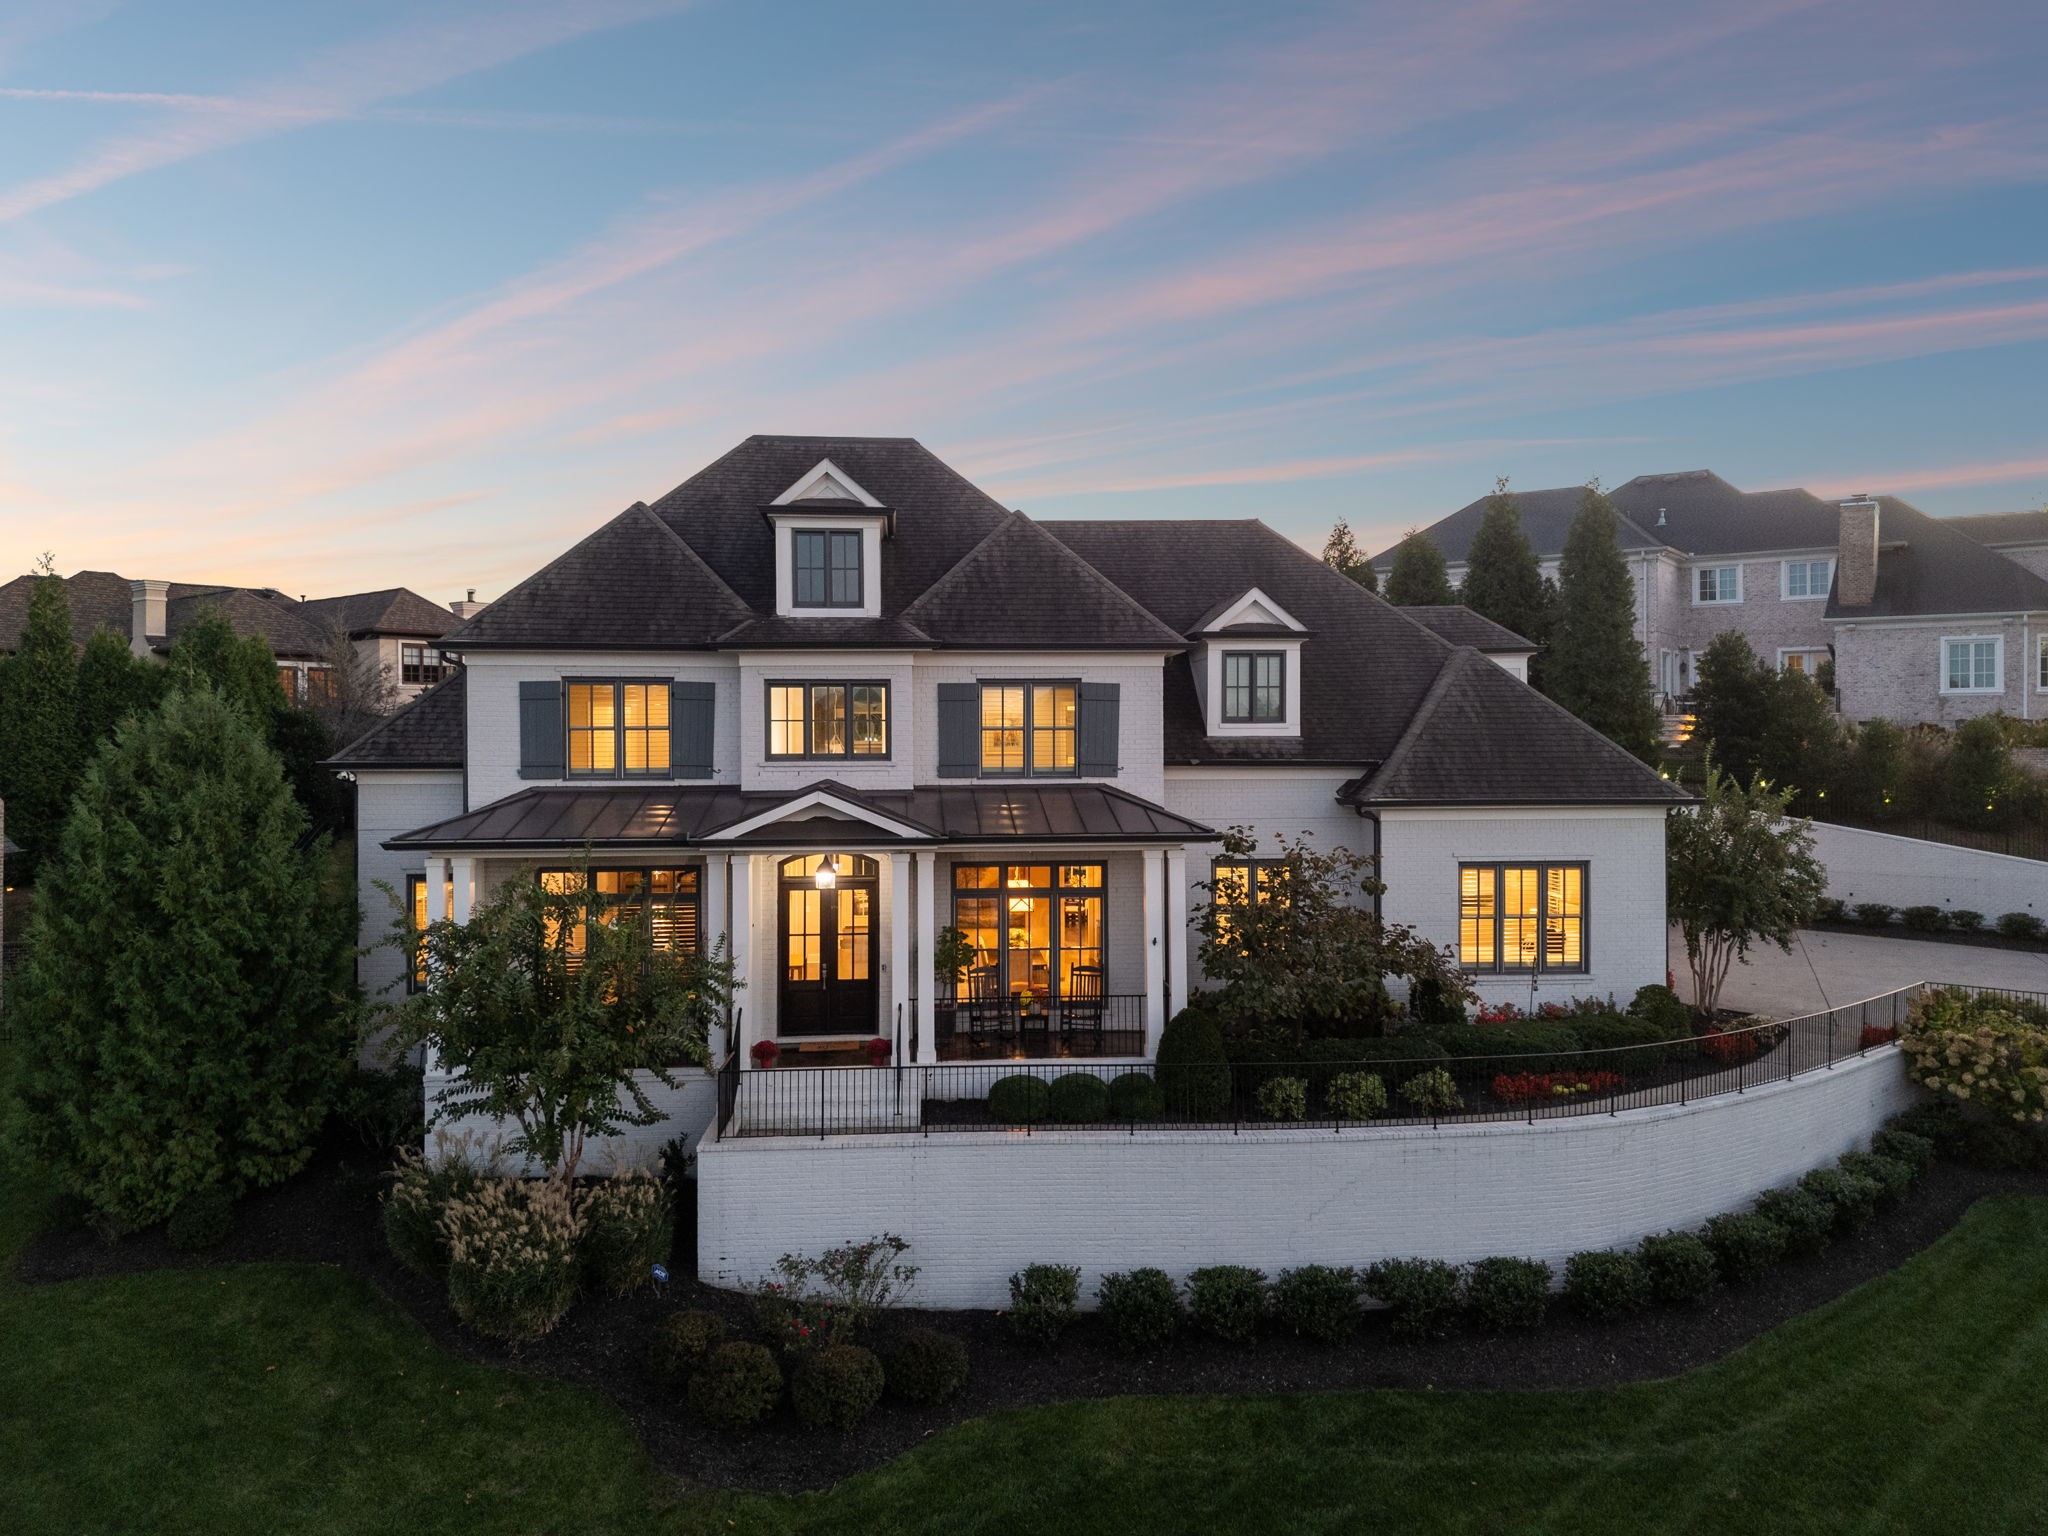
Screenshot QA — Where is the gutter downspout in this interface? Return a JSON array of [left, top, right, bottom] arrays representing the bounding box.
[[1352, 805, 1383, 920]]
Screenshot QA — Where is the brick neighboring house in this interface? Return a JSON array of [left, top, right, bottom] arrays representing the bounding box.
[[0, 570, 464, 708], [1378, 470, 2048, 726]]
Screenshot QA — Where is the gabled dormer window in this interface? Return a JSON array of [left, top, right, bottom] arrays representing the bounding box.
[[1222, 652, 1285, 722], [1191, 586, 1306, 737], [793, 530, 862, 608], [769, 458, 888, 618]]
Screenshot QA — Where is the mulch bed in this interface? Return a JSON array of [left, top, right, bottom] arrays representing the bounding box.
[[15, 1136, 2047, 1495]]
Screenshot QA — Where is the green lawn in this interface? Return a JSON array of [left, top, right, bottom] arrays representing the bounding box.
[[5, 1045, 2047, 1533]]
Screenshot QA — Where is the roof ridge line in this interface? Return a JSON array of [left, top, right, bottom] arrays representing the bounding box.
[[900, 509, 1184, 644], [1361, 646, 1483, 796], [628, 501, 755, 617]]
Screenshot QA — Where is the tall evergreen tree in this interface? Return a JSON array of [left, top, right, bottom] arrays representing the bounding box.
[[11, 685, 351, 1225], [1546, 484, 1659, 760], [1689, 631, 1773, 783], [75, 627, 166, 757], [1384, 530, 1456, 607], [1458, 478, 1549, 645], [166, 607, 283, 726], [1321, 520, 1379, 592], [0, 569, 81, 878]]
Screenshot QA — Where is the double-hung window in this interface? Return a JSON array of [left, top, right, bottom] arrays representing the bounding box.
[[567, 680, 671, 777], [402, 644, 449, 685], [979, 682, 1077, 775], [793, 529, 862, 607], [1695, 566, 1740, 604], [1222, 651, 1285, 722], [1942, 637, 2002, 694], [767, 682, 889, 758], [1458, 863, 1587, 973], [1781, 559, 1832, 599]]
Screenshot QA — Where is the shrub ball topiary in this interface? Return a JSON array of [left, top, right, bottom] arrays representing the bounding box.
[[1256, 1075, 1307, 1121], [1364, 1258, 1463, 1340], [648, 1309, 727, 1388], [1753, 1187, 1835, 1256], [1107, 1072, 1164, 1121], [1627, 983, 1692, 1039], [1046, 1072, 1110, 1124], [1186, 1265, 1267, 1345], [578, 1169, 674, 1297], [1097, 1267, 1184, 1353], [1563, 1250, 1651, 1320], [166, 1187, 234, 1252], [883, 1327, 970, 1406], [1996, 912, 2045, 942], [1325, 1070, 1387, 1120], [1155, 1007, 1232, 1117], [1800, 1168, 1882, 1232], [689, 1341, 784, 1431], [1871, 1127, 1937, 1180], [1463, 1256, 1551, 1331], [791, 1344, 885, 1432], [1703, 1212, 1788, 1285], [1949, 909, 1986, 933], [1853, 902, 1897, 928], [1004, 1264, 1080, 1346], [987, 1074, 1051, 1125], [1269, 1264, 1360, 1344], [1838, 1150, 1914, 1206], [1637, 1232, 1717, 1306]]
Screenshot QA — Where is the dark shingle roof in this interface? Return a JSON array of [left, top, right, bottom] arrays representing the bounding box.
[[164, 587, 329, 659], [1343, 648, 1689, 807], [327, 670, 467, 768], [1946, 509, 2048, 546], [1401, 605, 1537, 652], [1827, 498, 2048, 620], [297, 588, 456, 639], [0, 569, 133, 650]]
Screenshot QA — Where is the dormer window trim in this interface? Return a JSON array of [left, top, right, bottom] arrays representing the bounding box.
[[770, 457, 885, 509]]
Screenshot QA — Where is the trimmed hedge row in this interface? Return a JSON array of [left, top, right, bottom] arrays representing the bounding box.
[[1814, 897, 2046, 943]]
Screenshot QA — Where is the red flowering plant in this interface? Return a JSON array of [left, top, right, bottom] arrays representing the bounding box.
[[751, 1235, 917, 1353], [1859, 1024, 1899, 1049], [1699, 1024, 1766, 1065], [865, 1036, 892, 1066], [750, 1039, 781, 1068], [1491, 1069, 1625, 1104], [1475, 1001, 1525, 1024]]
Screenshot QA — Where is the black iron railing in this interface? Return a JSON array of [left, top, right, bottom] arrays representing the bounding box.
[[717, 984, 1935, 1139]]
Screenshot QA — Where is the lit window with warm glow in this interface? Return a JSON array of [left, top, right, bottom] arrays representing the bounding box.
[[979, 681, 1076, 775], [1458, 862, 1586, 974], [567, 680, 672, 778], [767, 682, 889, 758]]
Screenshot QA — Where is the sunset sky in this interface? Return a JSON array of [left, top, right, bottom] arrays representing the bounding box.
[[2, 0, 2044, 605]]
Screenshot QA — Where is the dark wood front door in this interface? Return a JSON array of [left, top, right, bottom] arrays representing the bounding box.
[[777, 854, 879, 1037]]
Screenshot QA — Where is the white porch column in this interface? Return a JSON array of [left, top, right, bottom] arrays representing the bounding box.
[[703, 852, 730, 1060], [728, 854, 754, 1060], [889, 851, 912, 1064], [1141, 846, 1166, 1054], [449, 855, 476, 923], [423, 856, 449, 923], [1165, 846, 1189, 1019], [914, 848, 938, 1064]]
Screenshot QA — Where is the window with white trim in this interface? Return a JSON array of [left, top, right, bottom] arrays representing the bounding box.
[[792, 529, 862, 607], [1781, 559, 1833, 600], [1221, 651, 1285, 722], [2038, 634, 2047, 691], [1779, 649, 1829, 677], [1458, 863, 1587, 973], [402, 644, 449, 686], [1694, 566, 1741, 604], [1942, 637, 2002, 694]]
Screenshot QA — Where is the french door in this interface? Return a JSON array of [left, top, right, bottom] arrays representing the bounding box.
[[777, 854, 879, 1037]]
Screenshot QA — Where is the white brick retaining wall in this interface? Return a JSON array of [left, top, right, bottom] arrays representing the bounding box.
[[423, 1068, 718, 1173], [697, 1049, 1914, 1309], [1811, 822, 2045, 919]]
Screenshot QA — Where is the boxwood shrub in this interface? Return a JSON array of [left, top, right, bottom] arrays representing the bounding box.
[[987, 1074, 1051, 1125], [1637, 1231, 1717, 1305], [1563, 1250, 1650, 1319], [648, 1308, 726, 1387], [791, 1343, 885, 1432], [1047, 1073, 1110, 1124], [1464, 1256, 1551, 1331], [1568, 1010, 1691, 1068], [166, 1187, 234, 1252], [1871, 1127, 1936, 1179], [1186, 1265, 1267, 1345], [1888, 1100, 2045, 1171], [1997, 912, 2046, 941], [688, 1341, 783, 1431], [1703, 1212, 1788, 1285], [1754, 1187, 1835, 1256], [1838, 1150, 1914, 1205], [1950, 909, 1986, 933], [1269, 1264, 1360, 1344], [1004, 1263, 1080, 1346], [1800, 1167, 1882, 1232], [1107, 1072, 1164, 1121], [1155, 1007, 1232, 1116], [1853, 902, 1897, 928], [1900, 905, 1947, 933], [882, 1327, 970, 1405], [1097, 1267, 1183, 1352], [1627, 983, 1692, 1038], [1364, 1258, 1462, 1340], [1435, 1023, 1587, 1075], [1224, 1034, 1444, 1100]]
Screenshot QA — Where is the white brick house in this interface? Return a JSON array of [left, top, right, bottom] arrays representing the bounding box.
[[334, 435, 1687, 1148]]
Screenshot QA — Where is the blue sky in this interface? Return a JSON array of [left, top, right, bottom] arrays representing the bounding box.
[[1, 0, 2044, 602]]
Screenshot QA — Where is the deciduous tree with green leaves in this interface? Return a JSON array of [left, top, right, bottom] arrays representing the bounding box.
[[1545, 484, 1658, 760], [12, 685, 353, 1226], [1667, 758, 1827, 1018], [1321, 520, 1379, 592], [1384, 531, 1456, 607], [1458, 479, 1549, 649], [385, 870, 737, 1185]]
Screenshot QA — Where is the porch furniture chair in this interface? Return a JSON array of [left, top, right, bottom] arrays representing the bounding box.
[[1060, 965, 1106, 1052], [964, 964, 1018, 1053]]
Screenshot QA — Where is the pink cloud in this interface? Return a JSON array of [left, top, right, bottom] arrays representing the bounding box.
[[1807, 456, 2048, 499]]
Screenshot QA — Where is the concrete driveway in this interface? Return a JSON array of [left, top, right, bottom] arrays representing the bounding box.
[[1667, 924, 2048, 1019]]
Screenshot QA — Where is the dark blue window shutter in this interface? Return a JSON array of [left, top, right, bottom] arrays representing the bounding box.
[[936, 683, 979, 778], [1079, 682, 1119, 777], [672, 681, 715, 779], [518, 681, 564, 779]]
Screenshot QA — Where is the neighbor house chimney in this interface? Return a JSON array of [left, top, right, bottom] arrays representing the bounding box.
[[1836, 497, 1879, 607], [448, 587, 489, 621], [129, 578, 169, 657]]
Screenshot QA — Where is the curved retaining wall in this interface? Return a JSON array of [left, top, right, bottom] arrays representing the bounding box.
[[697, 1049, 1916, 1309]]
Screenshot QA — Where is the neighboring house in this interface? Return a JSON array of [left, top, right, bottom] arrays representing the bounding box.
[[0, 569, 463, 707], [1377, 471, 2048, 725], [334, 434, 1686, 1142]]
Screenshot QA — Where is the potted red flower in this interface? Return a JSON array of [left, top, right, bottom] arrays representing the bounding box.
[[865, 1036, 891, 1066], [750, 1039, 781, 1069]]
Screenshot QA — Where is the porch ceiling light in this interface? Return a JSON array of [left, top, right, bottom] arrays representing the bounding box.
[[815, 854, 838, 889]]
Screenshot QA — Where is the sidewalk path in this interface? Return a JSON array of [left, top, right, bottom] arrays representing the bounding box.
[[1666, 925, 2048, 1018]]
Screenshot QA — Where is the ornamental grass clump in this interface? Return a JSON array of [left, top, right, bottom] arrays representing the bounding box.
[[790, 1344, 885, 1432], [1004, 1264, 1080, 1346], [1270, 1264, 1361, 1344], [689, 1341, 783, 1431], [1186, 1266, 1267, 1345], [1754, 1187, 1835, 1256], [1256, 1076, 1307, 1121], [1703, 1211, 1788, 1285], [647, 1309, 726, 1387], [382, 1140, 487, 1280], [1463, 1257, 1551, 1331], [1800, 1167, 1883, 1233], [1637, 1232, 1717, 1306], [1325, 1071, 1387, 1120], [1900, 986, 2048, 1127], [882, 1328, 970, 1406], [440, 1177, 583, 1341], [1364, 1258, 1462, 1340], [1563, 1250, 1650, 1320], [1097, 1267, 1183, 1353], [577, 1168, 673, 1297]]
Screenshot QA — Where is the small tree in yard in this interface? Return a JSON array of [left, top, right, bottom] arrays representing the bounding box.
[[384, 871, 737, 1185], [1667, 758, 1827, 1018], [1193, 827, 1473, 1039], [12, 686, 353, 1226]]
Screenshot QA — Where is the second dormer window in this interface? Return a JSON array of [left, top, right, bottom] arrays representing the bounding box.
[[1222, 651, 1285, 723], [794, 529, 862, 608]]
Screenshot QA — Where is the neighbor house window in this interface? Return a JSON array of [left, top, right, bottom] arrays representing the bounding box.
[[2039, 635, 2048, 692], [951, 863, 1103, 1003], [303, 667, 337, 706], [538, 868, 700, 960], [1458, 863, 1587, 973], [567, 681, 672, 777], [979, 682, 1077, 775], [402, 644, 448, 686], [1779, 649, 1829, 676], [1694, 566, 1741, 604], [766, 682, 889, 758], [277, 667, 300, 704], [1942, 638, 2002, 694], [792, 529, 862, 607], [1781, 559, 1833, 599], [1222, 651, 1285, 723]]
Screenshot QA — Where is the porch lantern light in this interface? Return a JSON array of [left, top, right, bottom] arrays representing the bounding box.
[[815, 854, 838, 889]]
